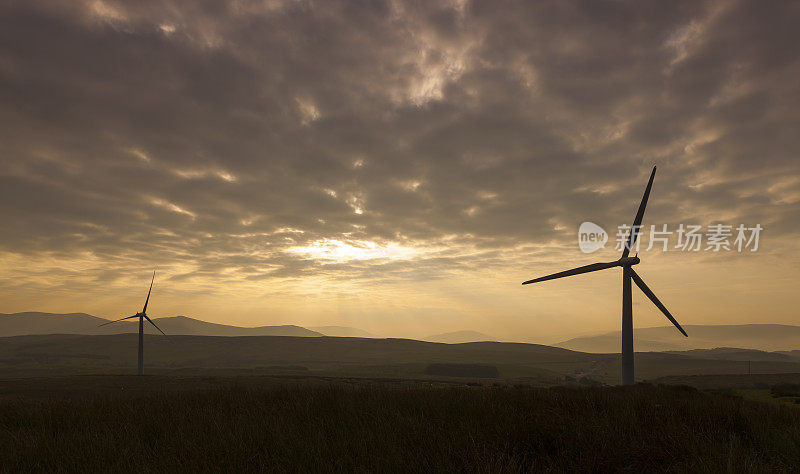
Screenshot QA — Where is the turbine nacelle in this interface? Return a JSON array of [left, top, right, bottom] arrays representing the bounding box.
[[617, 256, 640, 266]]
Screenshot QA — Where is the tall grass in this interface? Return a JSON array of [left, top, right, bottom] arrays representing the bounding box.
[[1, 383, 798, 472]]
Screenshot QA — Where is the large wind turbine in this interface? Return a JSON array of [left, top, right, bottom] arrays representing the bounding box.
[[99, 271, 167, 375], [522, 166, 687, 385]]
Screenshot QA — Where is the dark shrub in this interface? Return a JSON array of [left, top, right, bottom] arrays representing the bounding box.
[[578, 377, 603, 386], [771, 384, 800, 398], [424, 363, 499, 378]]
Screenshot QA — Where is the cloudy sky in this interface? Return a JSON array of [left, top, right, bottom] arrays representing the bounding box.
[[0, 0, 797, 342]]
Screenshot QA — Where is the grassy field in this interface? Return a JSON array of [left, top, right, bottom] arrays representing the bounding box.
[[1, 376, 799, 472]]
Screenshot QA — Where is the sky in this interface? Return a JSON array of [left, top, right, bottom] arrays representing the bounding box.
[[0, 0, 798, 343]]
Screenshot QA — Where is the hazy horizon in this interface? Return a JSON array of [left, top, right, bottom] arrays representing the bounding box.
[[1, 0, 798, 342], [4, 310, 800, 349]]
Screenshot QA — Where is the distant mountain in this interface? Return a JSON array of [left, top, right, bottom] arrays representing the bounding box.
[[0, 312, 114, 336], [308, 326, 377, 338], [423, 330, 495, 344], [0, 313, 323, 338], [556, 324, 800, 352], [141, 316, 322, 337]]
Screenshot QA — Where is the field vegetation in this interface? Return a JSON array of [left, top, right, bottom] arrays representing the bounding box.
[[1, 376, 798, 472]]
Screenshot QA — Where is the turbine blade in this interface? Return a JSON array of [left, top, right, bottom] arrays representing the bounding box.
[[629, 268, 687, 337], [98, 314, 139, 327], [522, 261, 619, 285], [621, 166, 657, 259], [142, 270, 155, 314], [143, 314, 168, 337]]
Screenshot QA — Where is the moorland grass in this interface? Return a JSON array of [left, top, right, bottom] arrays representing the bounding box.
[[1, 381, 799, 472]]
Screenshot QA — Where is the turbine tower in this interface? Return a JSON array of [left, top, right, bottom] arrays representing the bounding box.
[[522, 166, 687, 385], [100, 271, 167, 375]]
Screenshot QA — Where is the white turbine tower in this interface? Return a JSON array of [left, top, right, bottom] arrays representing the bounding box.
[[522, 166, 687, 385]]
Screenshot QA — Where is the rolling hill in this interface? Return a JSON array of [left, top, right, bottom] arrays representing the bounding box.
[[3, 333, 800, 383], [665, 348, 800, 362], [556, 324, 800, 352], [0, 334, 589, 379], [5, 313, 800, 356]]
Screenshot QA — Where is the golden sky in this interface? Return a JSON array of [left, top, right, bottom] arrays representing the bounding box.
[[0, 0, 798, 342]]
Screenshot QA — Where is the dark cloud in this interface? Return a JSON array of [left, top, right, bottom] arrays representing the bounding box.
[[0, 0, 797, 289]]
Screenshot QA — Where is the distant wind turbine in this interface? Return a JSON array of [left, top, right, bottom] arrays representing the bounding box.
[[99, 271, 167, 375], [522, 166, 687, 385]]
